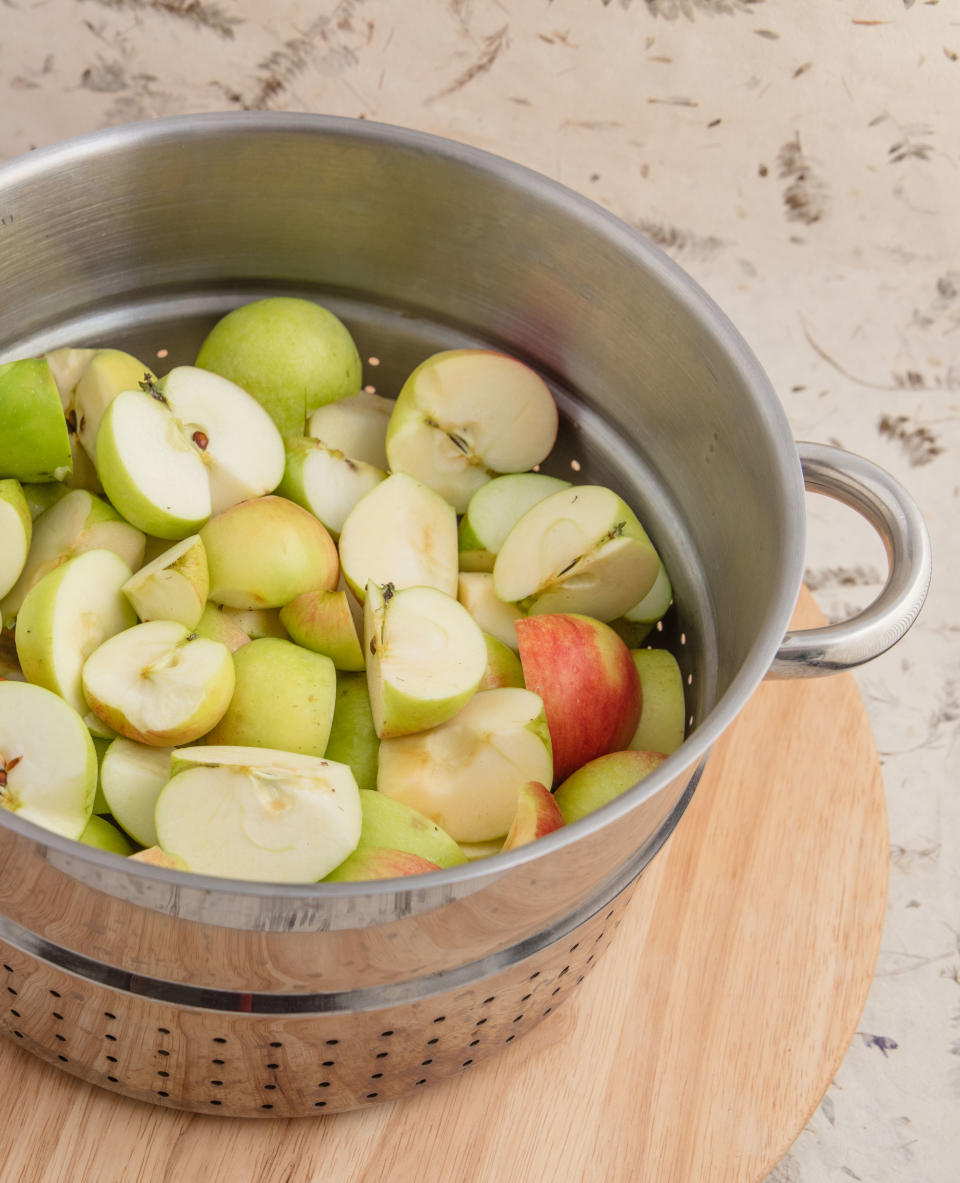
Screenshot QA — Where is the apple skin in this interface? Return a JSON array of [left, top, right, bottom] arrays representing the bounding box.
[[205, 637, 336, 758], [78, 814, 137, 856], [0, 480, 32, 599], [323, 671, 379, 793], [516, 613, 642, 785], [195, 296, 362, 438], [201, 495, 339, 609], [553, 749, 667, 824], [479, 632, 525, 690], [279, 588, 364, 671], [501, 780, 565, 851], [0, 358, 73, 483], [194, 602, 251, 652], [628, 649, 686, 756], [323, 846, 441, 882], [352, 787, 466, 868]]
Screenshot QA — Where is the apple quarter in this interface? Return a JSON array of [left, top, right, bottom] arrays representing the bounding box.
[[0, 480, 31, 599], [307, 389, 393, 469], [100, 737, 173, 848], [121, 534, 209, 630]]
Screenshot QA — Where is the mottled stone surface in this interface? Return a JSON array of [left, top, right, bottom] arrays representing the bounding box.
[[2, 2, 958, 1179]]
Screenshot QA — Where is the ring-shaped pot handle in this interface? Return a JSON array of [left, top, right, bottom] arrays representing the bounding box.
[[767, 441, 931, 679]]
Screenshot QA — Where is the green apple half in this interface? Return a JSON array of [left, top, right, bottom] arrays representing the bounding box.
[[96, 368, 286, 539], [0, 679, 96, 839], [122, 534, 209, 630], [100, 737, 172, 848], [364, 582, 487, 739], [15, 548, 136, 717], [307, 389, 393, 469], [195, 296, 362, 439], [493, 484, 660, 621], [279, 437, 386, 538], [82, 620, 235, 746], [0, 488, 145, 623], [385, 350, 559, 512], [157, 745, 362, 882], [338, 472, 458, 603], [377, 687, 553, 843], [458, 472, 570, 572], [0, 358, 73, 483], [201, 495, 339, 609], [0, 480, 31, 600], [205, 637, 336, 758]]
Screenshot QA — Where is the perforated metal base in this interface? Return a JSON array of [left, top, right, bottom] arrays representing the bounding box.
[[1, 893, 628, 1117]]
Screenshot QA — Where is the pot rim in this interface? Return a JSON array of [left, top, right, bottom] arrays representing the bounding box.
[[0, 111, 805, 897]]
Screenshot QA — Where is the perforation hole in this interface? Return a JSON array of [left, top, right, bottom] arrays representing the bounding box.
[[375, 1052, 388, 1059], [426, 1037, 439, 1046], [49, 989, 60, 998], [104, 1012, 116, 1020], [157, 1071, 169, 1078], [157, 1049, 170, 1057], [261, 1104, 273, 1110], [314, 1101, 326, 1108], [212, 1037, 227, 1044], [210, 1100, 222, 1107], [266, 1062, 279, 1070], [366, 1092, 378, 1100], [157, 1091, 169, 1098], [107, 1075, 118, 1083], [52, 1012, 63, 1021], [415, 1079, 426, 1086], [54, 1033, 67, 1043], [105, 1055, 118, 1064], [6, 987, 17, 996], [321, 1060, 335, 1067], [212, 1058, 225, 1065], [9, 1009, 19, 1018], [157, 1026, 170, 1034], [269, 1041, 282, 1048], [380, 1030, 393, 1037], [58, 1054, 68, 1062], [2, 964, 13, 974], [264, 1084, 277, 1091], [105, 1033, 117, 1042], [325, 1039, 339, 1046]]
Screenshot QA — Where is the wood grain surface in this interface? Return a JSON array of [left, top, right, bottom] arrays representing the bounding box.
[[0, 587, 888, 1183]]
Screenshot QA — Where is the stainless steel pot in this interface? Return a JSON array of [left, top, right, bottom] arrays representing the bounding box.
[[0, 113, 930, 1116]]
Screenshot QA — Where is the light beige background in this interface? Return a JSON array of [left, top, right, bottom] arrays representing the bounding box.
[[3, 1, 958, 1179]]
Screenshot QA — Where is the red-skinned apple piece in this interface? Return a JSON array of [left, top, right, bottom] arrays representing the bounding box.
[[323, 846, 441, 882], [516, 612, 641, 784], [501, 780, 565, 851]]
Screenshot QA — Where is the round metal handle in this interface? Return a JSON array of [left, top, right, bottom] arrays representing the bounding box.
[[767, 441, 931, 678]]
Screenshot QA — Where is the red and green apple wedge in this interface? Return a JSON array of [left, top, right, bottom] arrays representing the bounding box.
[[279, 588, 365, 671], [553, 749, 667, 825], [385, 350, 559, 512], [323, 846, 440, 882], [156, 744, 362, 882], [364, 582, 487, 739], [479, 632, 525, 690], [501, 780, 565, 851], [377, 687, 553, 843], [194, 602, 251, 652]]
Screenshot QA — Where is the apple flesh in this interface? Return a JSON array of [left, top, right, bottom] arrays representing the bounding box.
[[72, 349, 153, 464], [0, 488, 145, 623], [323, 671, 379, 793], [278, 437, 385, 538], [0, 480, 31, 599], [501, 780, 565, 851], [156, 744, 362, 882], [15, 548, 137, 717], [129, 845, 187, 869], [338, 472, 458, 602], [458, 837, 505, 861], [385, 350, 559, 512], [82, 620, 235, 746], [364, 582, 487, 739], [377, 687, 553, 843], [323, 846, 440, 882], [216, 606, 289, 641], [457, 572, 524, 650], [516, 613, 641, 784], [493, 484, 660, 622], [0, 358, 73, 483], [201, 495, 339, 609], [99, 737, 172, 848], [195, 296, 362, 438], [458, 472, 570, 572], [553, 749, 667, 825], [121, 534, 209, 630], [307, 389, 393, 469], [205, 637, 336, 758], [0, 680, 96, 839], [194, 602, 250, 652], [628, 648, 686, 756], [279, 588, 365, 671]]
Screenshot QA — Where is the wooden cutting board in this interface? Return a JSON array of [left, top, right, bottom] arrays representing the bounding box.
[[0, 587, 887, 1183]]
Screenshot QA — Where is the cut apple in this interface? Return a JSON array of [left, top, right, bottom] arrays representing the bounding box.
[[377, 687, 553, 843], [121, 534, 209, 630], [194, 602, 251, 652], [628, 648, 686, 756], [501, 780, 565, 851], [458, 472, 571, 572], [0, 480, 31, 600], [201, 495, 339, 609], [624, 562, 673, 625], [156, 745, 362, 882], [0, 680, 96, 839], [0, 488, 145, 623], [553, 749, 667, 825], [493, 484, 660, 621], [479, 632, 525, 690], [72, 349, 153, 464], [205, 637, 336, 758], [349, 788, 466, 868], [516, 612, 641, 784], [100, 737, 172, 848], [79, 814, 137, 856], [338, 472, 458, 602], [279, 437, 386, 538], [20, 482, 69, 521], [82, 620, 235, 746], [364, 582, 487, 739], [323, 671, 379, 793], [385, 350, 559, 512], [0, 358, 73, 483], [129, 846, 187, 869], [323, 846, 440, 882], [44, 347, 97, 403], [96, 368, 285, 539], [15, 548, 136, 717], [307, 389, 393, 469], [458, 837, 505, 861], [279, 588, 365, 671], [457, 572, 524, 650]]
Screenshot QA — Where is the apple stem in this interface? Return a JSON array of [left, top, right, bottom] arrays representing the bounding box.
[[139, 376, 168, 405]]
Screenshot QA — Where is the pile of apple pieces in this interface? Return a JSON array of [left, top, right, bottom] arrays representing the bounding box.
[[0, 298, 686, 884]]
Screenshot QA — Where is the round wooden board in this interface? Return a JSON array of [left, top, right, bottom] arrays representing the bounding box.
[[0, 587, 888, 1183]]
